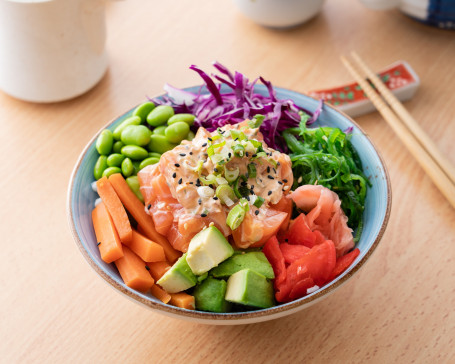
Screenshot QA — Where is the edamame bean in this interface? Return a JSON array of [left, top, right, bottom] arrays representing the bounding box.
[[148, 152, 162, 159], [187, 130, 195, 141], [133, 101, 155, 122], [96, 129, 113, 155], [113, 115, 141, 140], [102, 166, 121, 178], [132, 160, 141, 175], [139, 157, 160, 170], [147, 135, 178, 154], [107, 153, 126, 167], [168, 113, 195, 126], [121, 145, 149, 160], [121, 157, 134, 177], [153, 125, 167, 135], [120, 125, 152, 147], [165, 121, 190, 143], [113, 141, 125, 153], [146, 105, 174, 127], [126, 176, 144, 203], [93, 155, 108, 180]]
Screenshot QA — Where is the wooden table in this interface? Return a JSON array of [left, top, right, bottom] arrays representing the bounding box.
[[1, 0, 454, 362]]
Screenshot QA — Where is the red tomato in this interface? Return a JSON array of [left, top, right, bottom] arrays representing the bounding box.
[[279, 243, 310, 265], [263, 236, 286, 288], [328, 248, 360, 281], [283, 214, 317, 247]]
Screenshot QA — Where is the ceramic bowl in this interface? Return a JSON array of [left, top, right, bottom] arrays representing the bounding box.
[[67, 85, 391, 325]]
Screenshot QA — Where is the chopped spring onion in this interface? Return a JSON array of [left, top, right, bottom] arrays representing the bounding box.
[[247, 115, 265, 129], [230, 130, 247, 141], [232, 144, 245, 157], [226, 203, 247, 230], [197, 186, 215, 199], [247, 163, 257, 178], [200, 174, 217, 185], [233, 175, 249, 198], [253, 196, 265, 208], [192, 160, 204, 173], [216, 176, 229, 185], [216, 185, 237, 205], [224, 166, 239, 182]]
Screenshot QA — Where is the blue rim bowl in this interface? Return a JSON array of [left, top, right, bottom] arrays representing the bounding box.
[[67, 85, 391, 325]]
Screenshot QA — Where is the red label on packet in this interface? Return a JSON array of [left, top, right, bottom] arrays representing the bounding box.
[[309, 61, 420, 117]]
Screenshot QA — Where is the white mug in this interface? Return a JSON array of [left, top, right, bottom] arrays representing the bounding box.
[[0, 0, 110, 103], [232, 0, 326, 28]]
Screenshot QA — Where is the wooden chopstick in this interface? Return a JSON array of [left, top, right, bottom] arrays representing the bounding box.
[[340, 54, 455, 209], [350, 51, 455, 185]]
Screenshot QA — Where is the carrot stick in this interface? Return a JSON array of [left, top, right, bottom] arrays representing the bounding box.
[[150, 284, 171, 304], [96, 176, 132, 244], [123, 230, 166, 263], [146, 261, 171, 281], [108, 173, 180, 262], [169, 293, 195, 310], [115, 246, 154, 293], [91, 202, 124, 263]]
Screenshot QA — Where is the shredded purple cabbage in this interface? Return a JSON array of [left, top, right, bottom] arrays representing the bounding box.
[[152, 62, 323, 152]]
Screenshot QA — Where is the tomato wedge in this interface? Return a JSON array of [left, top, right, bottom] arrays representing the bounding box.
[[263, 236, 286, 288], [284, 214, 317, 247], [279, 243, 310, 265], [328, 248, 360, 281]]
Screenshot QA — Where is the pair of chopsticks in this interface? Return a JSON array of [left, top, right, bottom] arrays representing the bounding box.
[[340, 52, 455, 209]]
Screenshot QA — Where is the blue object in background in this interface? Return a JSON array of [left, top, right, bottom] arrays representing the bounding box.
[[401, 0, 455, 29]]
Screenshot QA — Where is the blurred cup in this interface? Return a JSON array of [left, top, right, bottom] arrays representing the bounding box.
[[232, 0, 325, 28], [0, 0, 109, 103]]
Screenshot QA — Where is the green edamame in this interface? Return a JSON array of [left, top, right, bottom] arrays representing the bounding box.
[[96, 129, 113, 155], [126, 176, 144, 203], [153, 125, 167, 136], [146, 105, 174, 127], [148, 152, 162, 159], [121, 145, 149, 160], [139, 157, 160, 170], [121, 157, 134, 177], [132, 160, 141, 175], [165, 121, 190, 143], [168, 113, 195, 126], [120, 125, 152, 147], [113, 141, 125, 153], [93, 155, 108, 180], [113, 115, 141, 140], [147, 135, 178, 154], [133, 101, 155, 122], [187, 130, 195, 141], [107, 153, 126, 167], [102, 166, 121, 178]]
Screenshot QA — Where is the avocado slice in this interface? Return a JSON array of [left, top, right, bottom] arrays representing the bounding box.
[[211, 252, 275, 279], [157, 253, 197, 293], [225, 269, 275, 309], [194, 277, 230, 313], [186, 226, 234, 275]]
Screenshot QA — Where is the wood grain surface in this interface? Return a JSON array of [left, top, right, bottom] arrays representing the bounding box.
[[0, 0, 454, 363]]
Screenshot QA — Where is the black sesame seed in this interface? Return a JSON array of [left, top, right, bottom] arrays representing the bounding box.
[[255, 210, 259, 215], [267, 175, 274, 180], [97, 242, 101, 246], [246, 152, 249, 157], [246, 196, 250, 201], [201, 213, 207, 217], [179, 153, 186, 157], [208, 137, 212, 142], [198, 199, 202, 205], [277, 162, 281, 166], [189, 182, 194, 185], [175, 163, 180, 167], [189, 152, 193, 155], [213, 197, 218, 200], [202, 143, 207, 147], [178, 178, 183, 184], [278, 181, 283, 185], [145, 266, 150, 271], [283, 179, 288, 183], [273, 168, 276, 174], [147, 204, 152, 209], [252, 154, 257, 158], [172, 172, 176, 178], [228, 152, 232, 158], [267, 166, 270, 173], [250, 185, 254, 190], [268, 191, 272, 196], [241, 181, 247, 186], [214, 168, 218, 172]]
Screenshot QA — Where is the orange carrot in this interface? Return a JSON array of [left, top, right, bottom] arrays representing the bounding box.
[[169, 293, 195, 310], [146, 261, 171, 281], [123, 230, 166, 263], [91, 202, 124, 263], [150, 284, 171, 304], [108, 173, 180, 262], [115, 246, 154, 293], [96, 176, 132, 244]]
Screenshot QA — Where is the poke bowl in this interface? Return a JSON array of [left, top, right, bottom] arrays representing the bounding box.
[[67, 66, 391, 325]]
